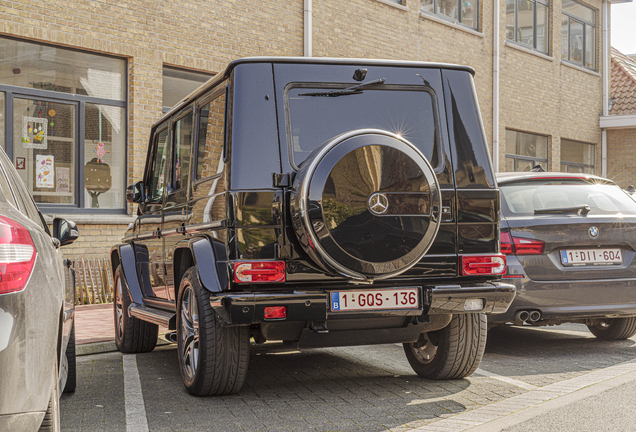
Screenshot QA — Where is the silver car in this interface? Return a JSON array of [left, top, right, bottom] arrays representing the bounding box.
[[0, 148, 78, 431]]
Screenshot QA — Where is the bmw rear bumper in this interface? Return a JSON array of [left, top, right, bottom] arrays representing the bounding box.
[[489, 276, 636, 323]]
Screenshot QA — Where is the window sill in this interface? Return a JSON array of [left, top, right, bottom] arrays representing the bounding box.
[[419, 12, 484, 38], [560, 60, 601, 77], [373, 0, 409, 12], [42, 213, 136, 225], [504, 41, 553, 62]]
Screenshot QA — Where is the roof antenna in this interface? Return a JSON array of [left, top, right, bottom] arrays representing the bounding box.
[[530, 164, 545, 172]]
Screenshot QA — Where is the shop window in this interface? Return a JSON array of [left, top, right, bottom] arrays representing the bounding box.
[[162, 66, 213, 112], [561, 0, 596, 70], [506, 0, 549, 54], [505, 129, 549, 172], [0, 36, 127, 212], [421, 0, 479, 29], [560, 139, 595, 174]]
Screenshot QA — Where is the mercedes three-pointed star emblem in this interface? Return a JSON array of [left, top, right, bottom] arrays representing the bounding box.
[[368, 192, 389, 215]]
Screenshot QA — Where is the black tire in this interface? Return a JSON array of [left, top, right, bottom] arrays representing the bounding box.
[[587, 317, 636, 340], [113, 265, 158, 353], [63, 322, 76, 393], [177, 267, 250, 396], [39, 365, 60, 432], [403, 313, 487, 380]]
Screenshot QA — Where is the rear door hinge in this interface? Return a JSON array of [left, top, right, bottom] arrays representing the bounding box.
[[272, 172, 291, 188]]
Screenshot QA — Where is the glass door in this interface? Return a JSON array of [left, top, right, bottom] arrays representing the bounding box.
[[13, 97, 77, 205]]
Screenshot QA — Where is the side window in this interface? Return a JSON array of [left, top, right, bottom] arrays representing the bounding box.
[[0, 166, 17, 209], [148, 128, 170, 203], [0, 148, 45, 229], [196, 92, 225, 180], [173, 111, 193, 190]]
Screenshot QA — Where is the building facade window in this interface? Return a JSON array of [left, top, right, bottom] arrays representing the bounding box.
[[421, 0, 479, 29], [560, 139, 595, 173], [162, 66, 213, 112], [0, 36, 126, 212], [505, 0, 549, 54], [561, 0, 596, 70], [505, 129, 549, 172]]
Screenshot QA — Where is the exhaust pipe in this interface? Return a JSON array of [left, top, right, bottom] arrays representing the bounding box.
[[528, 310, 542, 323], [164, 331, 177, 343], [514, 310, 529, 325]]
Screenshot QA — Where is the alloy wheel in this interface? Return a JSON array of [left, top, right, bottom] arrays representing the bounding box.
[[180, 285, 200, 381], [411, 332, 438, 365], [115, 278, 124, 341]]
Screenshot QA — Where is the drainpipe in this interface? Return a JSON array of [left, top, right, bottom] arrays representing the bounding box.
[[493, 0, 500, 172], [304, 0, 312, 57], [601, 0, 609, 177]]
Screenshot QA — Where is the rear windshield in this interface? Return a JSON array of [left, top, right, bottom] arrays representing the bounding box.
[[285, 84, 440, 170], [500, 181, 636, 216]]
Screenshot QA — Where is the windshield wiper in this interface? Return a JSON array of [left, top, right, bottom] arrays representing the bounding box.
[[298, 78, 386, 97], [534, 205, 591, 215]]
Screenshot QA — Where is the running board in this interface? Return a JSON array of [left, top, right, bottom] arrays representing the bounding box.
[[129, 303, 176, 329]]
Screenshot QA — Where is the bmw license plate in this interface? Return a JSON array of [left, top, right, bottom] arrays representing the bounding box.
[[560, 248, 622, 266], [330, 288, 420, 312]]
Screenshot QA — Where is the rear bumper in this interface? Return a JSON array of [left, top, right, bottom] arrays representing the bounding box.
[[490, 276, 636, 323], [0, 412, 45, 432], [210, 281, 515, 325]]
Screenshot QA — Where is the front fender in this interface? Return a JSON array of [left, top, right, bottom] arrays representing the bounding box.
[[110, 244, 145, 304]]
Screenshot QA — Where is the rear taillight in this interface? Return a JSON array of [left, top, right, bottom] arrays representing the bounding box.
[[500, 231, 545, 255], [461, 255, 506, 276], [233, 261, 286, 283], [0, 217, 36, 295]]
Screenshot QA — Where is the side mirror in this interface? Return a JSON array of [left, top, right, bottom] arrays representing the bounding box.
[[53, 218, 79, 246], [126, 181, 145, 203]]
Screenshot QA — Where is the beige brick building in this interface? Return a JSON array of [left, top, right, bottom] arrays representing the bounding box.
[[0, 0, 626, 259]]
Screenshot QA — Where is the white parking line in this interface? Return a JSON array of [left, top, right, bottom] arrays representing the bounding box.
[[475, 368, 538, 390], [122, 355, 149, 432]]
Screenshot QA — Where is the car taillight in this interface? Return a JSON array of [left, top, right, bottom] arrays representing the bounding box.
[[461, 255, 506, 276], [500, 231, 545, 255], [0, 216, 36, 295], [233, 261, 286, 283]]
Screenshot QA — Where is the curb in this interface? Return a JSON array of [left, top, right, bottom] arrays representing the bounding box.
[[77, 335, 172, 356]]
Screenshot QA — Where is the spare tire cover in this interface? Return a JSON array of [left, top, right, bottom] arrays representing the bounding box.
[[290, 129, 441, 281]]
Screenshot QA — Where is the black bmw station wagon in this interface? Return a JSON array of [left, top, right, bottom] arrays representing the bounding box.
[[111, 57, 515, 396]]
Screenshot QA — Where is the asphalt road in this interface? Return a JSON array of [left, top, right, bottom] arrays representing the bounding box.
[[60, 323, 636, 432]]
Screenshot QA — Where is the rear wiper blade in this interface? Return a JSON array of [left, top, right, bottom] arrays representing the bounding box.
[[534, 205, 591, 215], [299, 78, 386, 97]]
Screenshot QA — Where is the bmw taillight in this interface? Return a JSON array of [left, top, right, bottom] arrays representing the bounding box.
[[500, 231, 545, 255], [233, 261, 286, 283], [460, 255, 506, 276], [0, 216, 36, 295]]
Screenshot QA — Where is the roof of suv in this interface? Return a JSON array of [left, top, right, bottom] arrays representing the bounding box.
[[496, 172, 615, 185], [162, 56, 475, 122]]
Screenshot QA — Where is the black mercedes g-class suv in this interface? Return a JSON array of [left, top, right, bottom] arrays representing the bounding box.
[[111, 57, 515, 396]]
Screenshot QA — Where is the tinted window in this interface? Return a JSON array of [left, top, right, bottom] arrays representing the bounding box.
[[0, 148, 45, 228], [196, 93, 225, 180], [286, 85, 439, 169], [148, 128, 170, 203], [173, 111, 192, 190], [500, 181, 636, 216]]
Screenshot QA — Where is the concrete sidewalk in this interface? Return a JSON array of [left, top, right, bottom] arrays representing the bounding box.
[[75, 303, 169, 356]]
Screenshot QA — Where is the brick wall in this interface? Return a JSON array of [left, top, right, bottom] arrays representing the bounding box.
[[0, 0, 610, 259], [607, 127, 636, 188]]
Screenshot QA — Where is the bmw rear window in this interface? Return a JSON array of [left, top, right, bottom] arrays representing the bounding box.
[[285, 84, 441, 170], [500, 181, 636, 216]]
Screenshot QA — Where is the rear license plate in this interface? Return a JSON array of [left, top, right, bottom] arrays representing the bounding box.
[[330, 288, 419, 312], [560, 248, 623, 266]]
